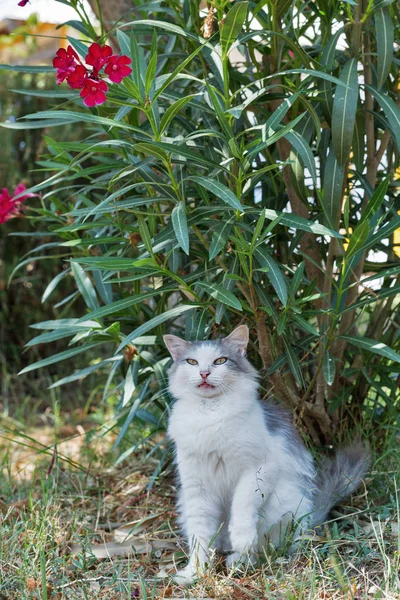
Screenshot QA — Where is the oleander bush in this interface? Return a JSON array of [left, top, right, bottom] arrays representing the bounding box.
[[2, 0, 399, 459]]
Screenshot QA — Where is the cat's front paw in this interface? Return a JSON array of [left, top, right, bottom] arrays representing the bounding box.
[[226, 550, 257, 573], [172, 564, 201, 585]]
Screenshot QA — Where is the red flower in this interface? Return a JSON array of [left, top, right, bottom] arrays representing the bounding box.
[[66, 65, 88, 89], [0, 184, 36, 224], [104, 54, 132, 83], [80, 78, 108, 107], [53, 45, 79, 84], [18, 0, 30, 5], [85, 43, 113, 72]]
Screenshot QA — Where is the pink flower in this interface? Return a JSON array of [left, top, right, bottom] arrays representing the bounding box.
[[80, 78, 108, 107], [53, 45, 79, 84], [85, 43, 113, 72], [18, 0, 30, 5], [0, 184, 36, 224], [66, 64, 88, 89], [104, 54, 132, 83]]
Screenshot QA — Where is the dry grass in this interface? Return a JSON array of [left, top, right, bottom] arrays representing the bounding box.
[[0, 412, 399, 599]]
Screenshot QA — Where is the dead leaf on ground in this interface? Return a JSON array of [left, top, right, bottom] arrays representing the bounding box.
[[70, 537, 177, 559]]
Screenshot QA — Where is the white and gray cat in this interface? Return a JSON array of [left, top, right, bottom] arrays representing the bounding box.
[[164, 325, 369, 584]]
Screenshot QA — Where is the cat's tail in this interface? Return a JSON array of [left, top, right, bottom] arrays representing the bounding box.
[[310, 444, 370, 528]]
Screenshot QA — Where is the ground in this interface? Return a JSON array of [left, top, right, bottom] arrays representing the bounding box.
[[0, 382, 399, 599]]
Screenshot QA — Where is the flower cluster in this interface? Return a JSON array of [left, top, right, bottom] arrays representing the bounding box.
[[53, 43, 132, 107], [0, 184, 35, 224]]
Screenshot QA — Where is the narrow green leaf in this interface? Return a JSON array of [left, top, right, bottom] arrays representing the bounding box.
[[113, 379, 150, 449], [196, 282, 242, 311], [352, 112, 365, 172], [261, 209, 343, 238], [171, 203, 190, 254], [209, 219, 234, 260], [320, 26, 344, 119], [115, 305, 199, 353], [26, 327, 96, 347], [345, 220, 370, 258], [282, 337, 304, 387], [49, 356, 123, 388], [340, 335, 400, 363], [190, 177, 242, 211], [220, 1, 248, 56], [323, 351, 335, 386], [160, 95, 197, 134], [359, 177, 389, 225], [19, 344, 100, 375], [284, 130, 317, 185], [42, 270, 69, 303], [76, 289, 169, 323], [137, 215, 154, 255], [30, 318, 101, 330], [145, 30, 158, 95], [0, 64, 54, 73], [71, 262, 100, 312], [375, 7, 394, 89], [365, 84, 400, 150], [322, 146, 345, 228], [332, 58, 358, 165], [254, 248, 288, 306]]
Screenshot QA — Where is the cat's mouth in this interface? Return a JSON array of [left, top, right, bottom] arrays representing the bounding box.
[[198, 381, 215, 389]]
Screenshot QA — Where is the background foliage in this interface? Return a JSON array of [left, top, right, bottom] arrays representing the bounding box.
[[2, 0, 400, 463]]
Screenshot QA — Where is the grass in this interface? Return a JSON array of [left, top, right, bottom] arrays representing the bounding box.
[[0, 374, 399, 599]]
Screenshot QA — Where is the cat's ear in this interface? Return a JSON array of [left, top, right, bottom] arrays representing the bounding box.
[[224, 325, 249, 356], [163, 334, 191, 360]]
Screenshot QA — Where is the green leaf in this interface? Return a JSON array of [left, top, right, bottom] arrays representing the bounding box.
[[254, 248, 288, 306], [340, 335, 400, 363], [19, 344, 100, 375], [115, 305, 199, 353], [26, 327, 96, 347], [160, 95, 197, 134], [365, 84, 400, 150], [322, 146, 345, 228], [71, 262, 100, 312], [332, 58, 358, 165], [0, 64, 54, 73], [284, 130, 317, 185], [359, 177, 389, 225], [220, 1, 248, 57], [261, 209, 343, 238], [30, 318, 101, 330], [196, 282, 242, 311], [345, 220, 370, 258], [137, 215, 154, 255], [190, 177, 242, 211], [282, 337, 304, 387], [171, 203, 190, 254], [145, 30, 158, 95], [352, 112, 365, 172], [375, 7, 394, 89], [49, 356, 123, 389], [323, 351, 335, 386], [320, 26, 344, 119], [209, 218, 234, 260], [113, 379, 150, 449], [67, 35, 88, 59], [76, 289, 170, 323]]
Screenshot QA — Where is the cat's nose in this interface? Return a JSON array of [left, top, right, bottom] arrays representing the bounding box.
[[200, 370, 210, 379]]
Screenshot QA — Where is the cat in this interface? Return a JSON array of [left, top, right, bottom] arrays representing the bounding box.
[[164, 324, 370, 584]]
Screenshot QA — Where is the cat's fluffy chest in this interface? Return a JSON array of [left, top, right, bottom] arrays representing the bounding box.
[[168, 396, 268, 468]]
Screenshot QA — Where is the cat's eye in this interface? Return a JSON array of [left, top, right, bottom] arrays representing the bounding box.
[[186, 358, 198, 365], [214, 357, 227, 365]]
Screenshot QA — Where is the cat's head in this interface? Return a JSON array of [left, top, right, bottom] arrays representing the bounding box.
[[163, 325, 257, 399]]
